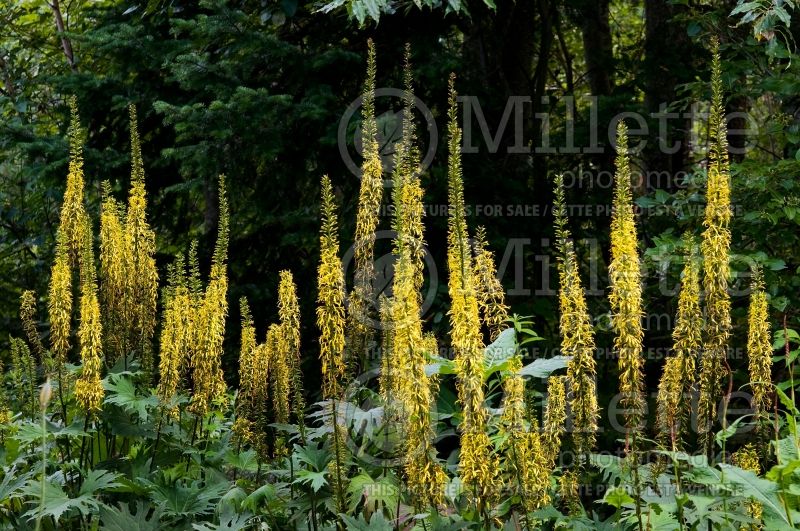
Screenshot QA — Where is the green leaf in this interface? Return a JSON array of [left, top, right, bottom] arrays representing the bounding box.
[[719, 464, 791, 525], [99, 501, 163, 531], [104, 373, 159, 421], [23, 480, 101, 522], [602, 487, 634, 509], [518, 356, 570, 378], [79, 469, 123, 496], [144, 479, 229, 518], [293, 469, 328, 492]]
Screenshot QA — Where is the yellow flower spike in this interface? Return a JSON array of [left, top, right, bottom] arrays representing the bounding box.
[[188, 176, 229, 416], [553, 174, 599, 459], [609, 121, 646, 452], [657, 237, 702, 450], [269, 323, 290, 427], [499, 356, 549, 511], [698, 40, 733, 449], [99, 182, 127, 361], [447, 74, 500, 509], [238, 298, 257, 417], [747, 268, 772, 422], [122, 105, 159, 375], [278, 270, 305, 434], [75, 219, 105, 414], [542, 375, 567, 467], [316, 178, 350, 508], [157, 254, 191, 414], [348, 38, 384, 370], [472, 226, 509, 341], [379, 51, 447, 506], [317, 175, 347, 400], [378, 297, 396, 403], [59, 97, 89, 263], [20, 291, 47, 367], [10, 337, 37, 416]]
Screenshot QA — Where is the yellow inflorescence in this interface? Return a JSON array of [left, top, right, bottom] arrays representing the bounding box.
[[698, 40, 732, 448], [500, 356, 550, 511], [747, 269, 772, 420], [348, 39, 384, 368], [447, 75, 500, 508], [472, 226, 509, 341], [75, 220, 105, 413], [122, 105, 159, 374], [269, 323, 290, 426], [317, 176, 347, 399], [59, 97, 89, 264], [279, 270, 305, 429], [609, 122, 645, 451], [20, 291, 47, 368], [237, 298, 258, 420], [542, 375, 567, 467], [100, 184, 127, 361], [48, 99, 89, 369], [188, 176, 229, 416], [378, 54, 447, 505], [553, 174, 599, 458], [157, 254, 194, 414], [657, 238, 702, 450]]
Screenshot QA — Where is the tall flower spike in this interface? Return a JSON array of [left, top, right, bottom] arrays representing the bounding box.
[[387, 52, 447, 504], [447, 75, 499, 508], [318, 176, 347, 400], [9, 337, 37, 417], [48, 98, 89, 368], [20, 291, 48, 369], [657, 236, 702, 450], [609, 121, 645, 453], [123, 105, 159, 375], [698, 40, 732, 449], [99, 182, 127, 362], [238, 298, 257, 417], [268, 323, 290, 455], [473, 226, 509, 341], [59, 97, 89, 262], [74, 218, 105, 413], [747, 267, 772, 423], [348, 38, 383, 371], [157, 253, 192, 414], [189, 176, 229, 416], [553, 174, 598, 458], [316, 178, 350, 512], [279, 270, 305, 434]]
